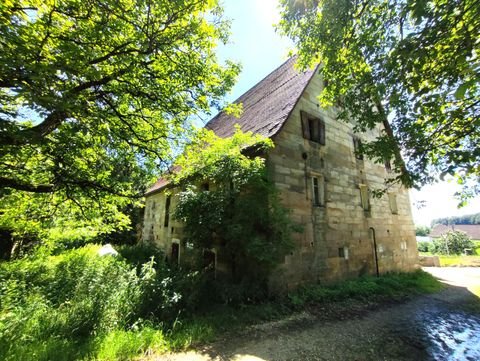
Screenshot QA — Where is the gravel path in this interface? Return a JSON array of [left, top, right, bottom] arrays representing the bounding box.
[[153, 268, 480, 361]]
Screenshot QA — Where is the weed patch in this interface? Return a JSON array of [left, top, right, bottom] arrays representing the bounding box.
[[0, 245, 443, 361]]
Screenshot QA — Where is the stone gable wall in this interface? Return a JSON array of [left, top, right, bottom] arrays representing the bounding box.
[[267, 71, 418, 291]]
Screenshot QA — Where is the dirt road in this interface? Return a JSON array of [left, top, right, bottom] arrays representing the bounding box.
[[155, 268, 480, 361]]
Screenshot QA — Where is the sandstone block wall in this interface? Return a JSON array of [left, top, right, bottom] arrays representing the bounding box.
[[268, 71, 418, 291]]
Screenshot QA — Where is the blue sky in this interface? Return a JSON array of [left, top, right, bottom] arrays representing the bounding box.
[[216, 0, 480, 226]]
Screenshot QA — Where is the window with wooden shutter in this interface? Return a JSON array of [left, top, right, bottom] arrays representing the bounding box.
[[301, 111, 325, 145]]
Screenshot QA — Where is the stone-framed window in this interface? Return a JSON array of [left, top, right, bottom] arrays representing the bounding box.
[[388, 193, 398, 214], [311, 176, 325, 206], [359, 184, 370, 211], [164, 195, 171, 227], [352, 136, 364, 160], [385, 158, 392, 172], [301, 111, 325, 145], [338, 246, 349, 260]]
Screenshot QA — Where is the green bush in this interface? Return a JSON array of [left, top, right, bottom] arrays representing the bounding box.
[[0, 244, 208, 361], [287, 270, 442, 309], [417, 240, 430, 253], [430, 231, 475, 255]]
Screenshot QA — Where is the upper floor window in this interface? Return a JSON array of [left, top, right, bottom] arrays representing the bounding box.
[[359, 184, 370, 211], [388, 193, 398, 214], [164, 195, 171, 227], [385, 159, 392, 173], [312, 176, 325, 206], [301, 111, 325, 145], [352, 136, 363, 160]]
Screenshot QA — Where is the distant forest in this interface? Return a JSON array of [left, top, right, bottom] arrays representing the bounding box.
[[431, 213, 480, 227]]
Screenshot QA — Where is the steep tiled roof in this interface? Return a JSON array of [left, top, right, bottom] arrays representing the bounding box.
[[146, 57, 316, 195], [206, 56, 317, 138], [430, 224, 480, 240]]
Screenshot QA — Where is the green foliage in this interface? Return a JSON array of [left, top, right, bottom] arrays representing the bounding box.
[[0, 0, 240, 242], [0, 244, 211, 360], [0, 245, 443, 360], [279, 0, 480, 200], [417, 240, 431, 253], [95, 327, 168, 361], [438, 254, 480, 267], [173, 128, 298, 283], [431, 212, 480, 227], [415, 225, 431, 236], [287, 270, 443, 309], [430, 231, 475, 255]]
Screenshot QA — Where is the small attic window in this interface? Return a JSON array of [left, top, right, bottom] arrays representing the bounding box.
[[353, 137, 363, 160], [385, 159, 392, 172], [164, 195, 171, 227], [301, 111, 325, 145]]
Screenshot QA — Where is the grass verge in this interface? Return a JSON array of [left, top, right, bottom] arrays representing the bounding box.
[[0, 245, 443, 360], [438, 255, 480, 267]]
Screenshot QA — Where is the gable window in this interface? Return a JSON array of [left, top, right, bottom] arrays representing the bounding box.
[[164, 195, 171, 227], [312, 176, 325, 206], [385, 159, 392, 172], [359, 184, 370, 211], [388, 193, 398, 214], [352, 137, 363, 160], [301, 111, 325, 144]]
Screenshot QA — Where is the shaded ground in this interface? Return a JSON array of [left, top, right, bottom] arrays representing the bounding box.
[[152, 268, 480, 361]]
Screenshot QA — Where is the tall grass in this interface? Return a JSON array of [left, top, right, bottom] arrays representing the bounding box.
[[0, 244, 443, 360], [0, 244, 208, 360]]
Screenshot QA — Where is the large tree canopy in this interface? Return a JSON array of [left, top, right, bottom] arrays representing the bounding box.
[[0, 0, 239, 237], [279, 0, 479, 202]]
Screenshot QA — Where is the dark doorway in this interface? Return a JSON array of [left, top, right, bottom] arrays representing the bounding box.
[[203, 249, 216, 272], [171, 243, 179, 265]]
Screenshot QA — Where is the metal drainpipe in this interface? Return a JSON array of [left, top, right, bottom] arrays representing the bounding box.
[[370, 227, 380, 277]]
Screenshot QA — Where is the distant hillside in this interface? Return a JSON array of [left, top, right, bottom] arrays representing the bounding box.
[[431, 213, 480, 227]]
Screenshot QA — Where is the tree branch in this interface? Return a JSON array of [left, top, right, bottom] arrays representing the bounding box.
[[0, 177, 54, 193]]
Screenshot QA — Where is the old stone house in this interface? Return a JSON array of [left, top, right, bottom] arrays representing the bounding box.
[[143, 57, 418, 290]]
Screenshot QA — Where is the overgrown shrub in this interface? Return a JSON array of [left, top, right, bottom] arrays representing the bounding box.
[[417, 240, 430, 253], [173, 128, 299, 287], [430, 231, 475, 255], [0, 244, 208, 361]]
